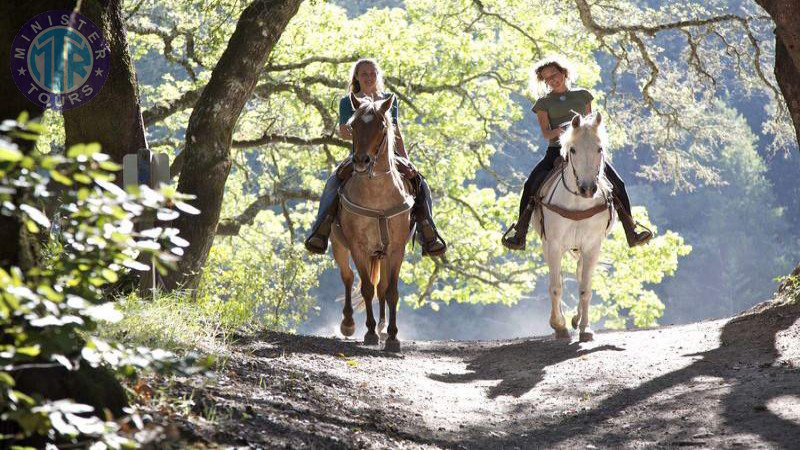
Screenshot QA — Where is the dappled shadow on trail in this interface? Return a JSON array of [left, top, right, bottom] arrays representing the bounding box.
[[473, 302, 800, 449], [429, 338, 624, 399]]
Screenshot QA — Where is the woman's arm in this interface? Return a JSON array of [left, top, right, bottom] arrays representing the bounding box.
[[536, 110, 565, 140]]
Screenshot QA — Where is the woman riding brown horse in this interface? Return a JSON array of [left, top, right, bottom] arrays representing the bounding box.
[[305, 58, 446, 257]]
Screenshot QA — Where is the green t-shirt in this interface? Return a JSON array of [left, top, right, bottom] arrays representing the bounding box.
[[531, 89, 594, 144]]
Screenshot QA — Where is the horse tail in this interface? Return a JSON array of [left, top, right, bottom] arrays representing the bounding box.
[[370, 258, 381, 292]]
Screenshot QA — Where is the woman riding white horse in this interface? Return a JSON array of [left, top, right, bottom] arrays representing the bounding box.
[[534, 112, 615, 342], [503, 56, 652, 250]]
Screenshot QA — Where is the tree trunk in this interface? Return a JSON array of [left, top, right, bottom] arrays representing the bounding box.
[[63, 0, 148, 165], [163, 0, 303, 291], [0, 2, 69, 269], [0, 3, 130, 436], [755, 0, 800, 151]]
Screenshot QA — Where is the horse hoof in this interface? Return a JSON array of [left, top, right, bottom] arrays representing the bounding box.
[[571, 315, 579, 329], [364, 333, 379, 346], [380, 332, 388, 341], [340, 322, 356, 337], [579, 332, 594, 342], [384, 339, 401, 353], [555, 329, 571, 340]]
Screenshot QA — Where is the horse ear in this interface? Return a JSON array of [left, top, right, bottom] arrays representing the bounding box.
[[593, 112, 602, 126], [571, 114, 582, 129], [377, 94, 395, 116], [350, 92, 362, 110]]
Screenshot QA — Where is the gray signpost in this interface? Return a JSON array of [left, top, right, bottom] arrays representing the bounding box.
[[122, 148, 170, 298]]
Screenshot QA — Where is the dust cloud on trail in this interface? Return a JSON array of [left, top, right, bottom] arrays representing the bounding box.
[[302, 271, 557, 341]]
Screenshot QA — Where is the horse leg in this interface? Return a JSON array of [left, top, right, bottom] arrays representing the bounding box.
[[577, 246, 601, 342], [377, 261, 389, 341], [545, 242, 570, 340], [383, 262, 402, 352], [359, 257, 380, 346], [332, 240, 355, 337], [572, 254, 584, 330]]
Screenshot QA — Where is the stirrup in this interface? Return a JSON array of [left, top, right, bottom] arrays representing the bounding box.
[[628, 222, 653, 247], [304, 235, 328, 254], [304, 215, 334, 254], [502, 222, 526, 250], [418, 221, 447, 257]]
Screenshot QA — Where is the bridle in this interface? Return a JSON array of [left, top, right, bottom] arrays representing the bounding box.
[[558, 146, 604, 200], [351, 116, 391, 179], [538, 144, 613, 240]]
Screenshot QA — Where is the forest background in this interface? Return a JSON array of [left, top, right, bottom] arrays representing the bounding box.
[[28, 0, 800, 338]]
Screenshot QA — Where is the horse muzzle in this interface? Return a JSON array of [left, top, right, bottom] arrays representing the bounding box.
[[353, 154, 371, 173], [579, 184, 598, 199]]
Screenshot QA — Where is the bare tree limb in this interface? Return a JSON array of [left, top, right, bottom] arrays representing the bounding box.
[[216, 188, 317, 235]]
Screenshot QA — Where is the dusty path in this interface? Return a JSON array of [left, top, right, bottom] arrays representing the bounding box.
[[140, 300, 800, 449]]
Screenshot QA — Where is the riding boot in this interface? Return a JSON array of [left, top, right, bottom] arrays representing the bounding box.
[[604, 162, 652, 248], [615, 200, 652, 247], [304, 173, 343, 254], [502, 202, 535, 250], [412, 175, 447, 257]]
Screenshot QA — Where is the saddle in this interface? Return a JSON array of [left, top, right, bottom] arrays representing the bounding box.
[[535, 155, 567, 202], [334, 156, 418, 257], [533, 155, 613, 239], [335, 155, 419, 196]]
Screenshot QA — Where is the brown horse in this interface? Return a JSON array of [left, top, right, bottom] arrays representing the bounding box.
[[331, 93, 414, 352]]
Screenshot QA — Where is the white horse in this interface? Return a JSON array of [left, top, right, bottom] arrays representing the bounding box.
[[532, 113, 616, 342]]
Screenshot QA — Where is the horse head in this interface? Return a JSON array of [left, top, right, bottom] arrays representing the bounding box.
[[348, 92, 395, 175], [561, 112, 609, 199]]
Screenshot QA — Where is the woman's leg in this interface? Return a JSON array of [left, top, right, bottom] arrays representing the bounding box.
[[304, 173, 343, 254], [604, 162, 652, 247], [503, 146, 561, 250], [413, 175, 447, 256]]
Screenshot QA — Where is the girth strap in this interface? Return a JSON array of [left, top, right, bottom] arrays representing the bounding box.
[[338, 187, 414, 258], [542, 202, 611, 221]]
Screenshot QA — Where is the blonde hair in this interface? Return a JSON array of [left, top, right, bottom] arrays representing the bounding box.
[[348, 58, 386, 94], [529, 55, 576, 96]]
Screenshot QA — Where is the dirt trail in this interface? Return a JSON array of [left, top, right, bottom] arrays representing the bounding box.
[[139, 300, 800, 449]]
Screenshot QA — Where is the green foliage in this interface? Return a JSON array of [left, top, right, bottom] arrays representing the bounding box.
[[124, 0, 692, 328], [0, 115, 203, 446]]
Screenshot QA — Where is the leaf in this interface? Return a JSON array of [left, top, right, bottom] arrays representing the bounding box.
[[0, 371, 15, 387], [156, 208, 179, 221], [122, 259, 150, 271], [19, 204, 50, 228], [101, 268, 119, 283], [174, 201, 200, 215], [86, 302, 123, 323], [16, 346, 41, 357], [0, 145, 23, 162], [50, 169, 73, 186]]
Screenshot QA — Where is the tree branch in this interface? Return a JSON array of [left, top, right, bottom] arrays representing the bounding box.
[[232, 133, 349, 149], [216, 188, 317, 235]]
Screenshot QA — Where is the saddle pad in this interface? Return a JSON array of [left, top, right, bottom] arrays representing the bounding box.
[[536, 156, 566, 202]]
